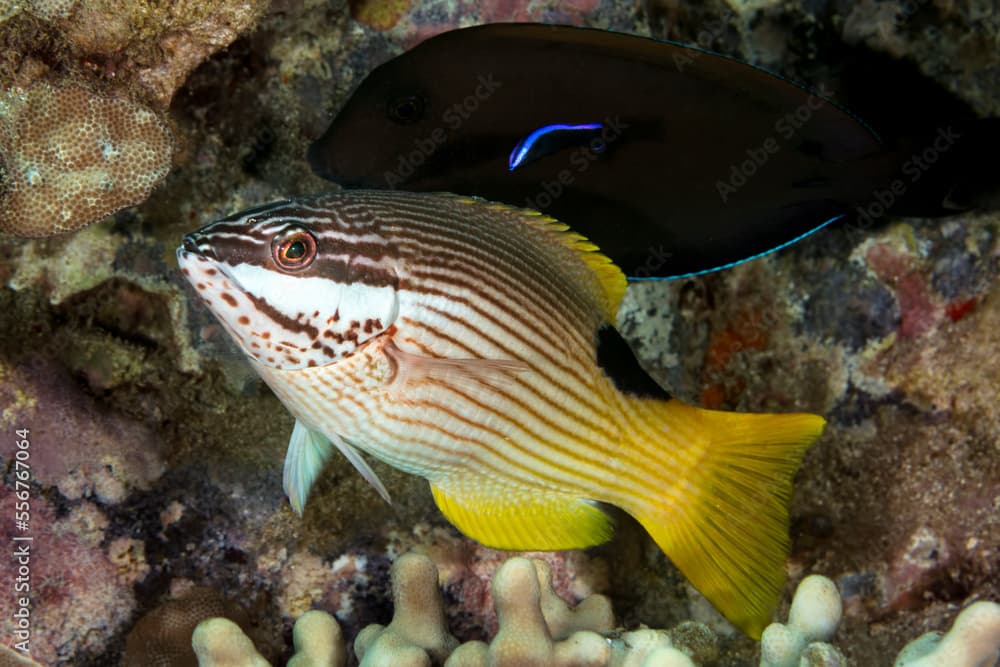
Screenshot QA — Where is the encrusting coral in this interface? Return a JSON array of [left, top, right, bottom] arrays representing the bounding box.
[[0, 80, 173, 237], [123, 586, 250, 667], [0, 0, 271, 237]]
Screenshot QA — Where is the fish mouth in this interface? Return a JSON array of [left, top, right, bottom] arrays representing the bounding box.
[[179, 231, 219, 261]]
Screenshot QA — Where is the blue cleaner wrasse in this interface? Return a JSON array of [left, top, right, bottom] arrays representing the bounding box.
[[177, 190, 825, 638], [307, 23, 1000, 279]]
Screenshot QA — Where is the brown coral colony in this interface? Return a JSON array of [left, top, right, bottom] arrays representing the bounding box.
[[0, 82, 173, 237]]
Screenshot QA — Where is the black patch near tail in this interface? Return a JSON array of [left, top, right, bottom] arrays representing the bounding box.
[[595, 325, 671, 400]]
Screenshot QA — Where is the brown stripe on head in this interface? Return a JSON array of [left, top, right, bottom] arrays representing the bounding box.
[[177, 193, 402, 370]]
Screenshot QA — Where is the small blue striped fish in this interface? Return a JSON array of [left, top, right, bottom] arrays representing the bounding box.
[[177, 190, 824, 637]]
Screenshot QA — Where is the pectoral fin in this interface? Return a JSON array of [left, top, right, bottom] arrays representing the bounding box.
[[283, 420, 391, 515], [430, 479, 613, 551], [384, 341, 528, 396]]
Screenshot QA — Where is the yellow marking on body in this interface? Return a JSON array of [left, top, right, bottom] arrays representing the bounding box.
[[431, 479, 613, 550]]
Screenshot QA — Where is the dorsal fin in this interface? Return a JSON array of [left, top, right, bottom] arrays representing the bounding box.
[[446, 195, 628, 322]]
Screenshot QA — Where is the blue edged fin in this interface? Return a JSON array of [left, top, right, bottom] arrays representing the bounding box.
[[283, 420, 391, 515], [631, 214, 844, 281]]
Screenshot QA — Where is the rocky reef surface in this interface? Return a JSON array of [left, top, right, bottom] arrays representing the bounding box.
[[0, 0, 998, 665]]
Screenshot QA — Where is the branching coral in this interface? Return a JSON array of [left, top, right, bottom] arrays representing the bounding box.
[[0, 81, 172, 237], [354, 553, 459, 665], [894, 601, 1000, 667], [0, 644, 44, 666], [760, 575, 845, 667], [181, 556, 1000, 667], [192, 612, 345, 667], [189, 553, 712, 667], [761, 574, 1000, 667]]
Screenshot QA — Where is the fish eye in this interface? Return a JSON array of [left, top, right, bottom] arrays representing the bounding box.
[[387, 94, 425, 124], [272, 227, 317, 271]]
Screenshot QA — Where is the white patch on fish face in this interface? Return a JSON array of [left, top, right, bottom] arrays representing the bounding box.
[[177, 249, 398, 370]]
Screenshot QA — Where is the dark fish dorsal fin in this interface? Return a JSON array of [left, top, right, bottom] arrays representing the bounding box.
[[595, 324, 671, 400]]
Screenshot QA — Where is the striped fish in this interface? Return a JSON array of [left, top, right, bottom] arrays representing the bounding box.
[[177, 190, 824, 637]]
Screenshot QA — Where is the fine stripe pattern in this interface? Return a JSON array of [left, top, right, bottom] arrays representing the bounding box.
[[239, 191, 692, 509]]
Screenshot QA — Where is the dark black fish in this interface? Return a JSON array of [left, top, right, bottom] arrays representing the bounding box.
[[308, 23, 990, 278]]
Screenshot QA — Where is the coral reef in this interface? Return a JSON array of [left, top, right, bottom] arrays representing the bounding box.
[[123, 585, 249, 667], [189, 556, 997, 667], [759, 575, 845, 667], [0, 81, 173, 237], [0, 0, 271, 237], [0, 486, 140, 665], [190, 552, 713, 667], [894, 601, 1000, 667], [0, 0, 997, 665]]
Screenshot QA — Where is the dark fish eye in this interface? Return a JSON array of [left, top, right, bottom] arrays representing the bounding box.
[[272, 227, 317, 271], [387, 94, 425, 124]]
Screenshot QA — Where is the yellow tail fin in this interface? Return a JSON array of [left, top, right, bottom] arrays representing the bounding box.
[[626, 400, 824, 639]]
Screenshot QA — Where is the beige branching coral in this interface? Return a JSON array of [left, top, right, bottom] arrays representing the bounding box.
[[479, 557, 612, 667], [0, 644, 45, 666], [894, 601, 1000, 667], [192, 618, 270, 667], [0, 81, 173, 237], [354, 553, 460, 665], [760, 575, 846, 667], [287, 610, 348, 667], [184, 552, 712, 667]]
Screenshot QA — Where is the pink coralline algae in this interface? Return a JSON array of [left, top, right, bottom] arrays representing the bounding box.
[[0, 359, 165, 503], [864, 240, 940, 338], [0, 488, 141, 664]]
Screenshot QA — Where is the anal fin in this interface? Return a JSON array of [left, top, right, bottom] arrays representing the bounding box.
[[430, 479, 613, 551], [283, 420, 391, 516]]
